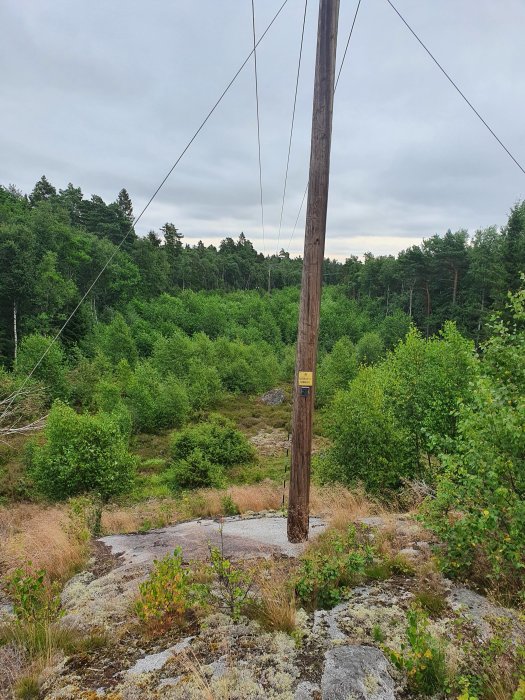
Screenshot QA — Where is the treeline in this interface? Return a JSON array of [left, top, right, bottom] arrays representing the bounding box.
[[1, 176, 525, 364]]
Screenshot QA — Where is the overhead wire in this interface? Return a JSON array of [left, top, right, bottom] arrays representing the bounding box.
[[0, 0, 291, 426], [276, 0, 309, 257], [287, 0, 363, 253], [251, 0, 267, 257], [385, 0, 525, 177]]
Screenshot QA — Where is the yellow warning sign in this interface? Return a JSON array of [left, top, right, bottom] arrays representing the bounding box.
[[298, 371, 313, 387]]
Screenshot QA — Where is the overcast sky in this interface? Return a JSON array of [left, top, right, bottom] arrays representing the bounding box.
[[2, 0, 525, 260]]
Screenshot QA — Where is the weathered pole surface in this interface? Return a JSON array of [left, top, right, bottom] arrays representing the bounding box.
[[287, 0, 340, 543]]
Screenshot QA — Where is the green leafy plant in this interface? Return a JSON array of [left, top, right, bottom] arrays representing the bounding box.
[[135, 548, 192, 627], [170, 414, 255, 468], [385, 607, 448, 696], [221, 493, 240, 516], [27, 401, 136, 501], [422, 286, 525, 604], [5, 564, 60, 623], [295, 525, 375, 610], [168, 448, 225, 490], [206, 529, 253, 621]]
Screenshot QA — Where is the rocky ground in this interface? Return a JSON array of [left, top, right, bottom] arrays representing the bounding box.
[[3, 514, 524, 700]]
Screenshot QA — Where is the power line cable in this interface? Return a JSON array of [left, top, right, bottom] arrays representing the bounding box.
[[276, 0, 309, 256], [335, 0, 362, 91], [1, 0, 291, 426], [385, 0, 525, 177], [251, 0, 267, 257], [287, 0, 363, 253]]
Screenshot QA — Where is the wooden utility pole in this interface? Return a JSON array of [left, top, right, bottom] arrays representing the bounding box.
[[287, 0, 340, 543]]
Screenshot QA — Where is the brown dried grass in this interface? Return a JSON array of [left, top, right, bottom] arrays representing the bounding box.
[[310, 484, 382, 527], [101, 498, 180, 535], [253, 561, 297, 634], [0, 504, 87, 582], [101, 483, 381, 535]]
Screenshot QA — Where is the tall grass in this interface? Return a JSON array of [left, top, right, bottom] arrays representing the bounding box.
[[0, 505, 88, 582]]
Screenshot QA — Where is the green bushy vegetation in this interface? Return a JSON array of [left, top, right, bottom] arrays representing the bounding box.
[[423, 286, 525, 603], [317, 322, 476, 492], [168, 415, 255, 490], [1, 177, 525, 617], [27, 401, 136, 501], [295, 525, 375, 610], [385, 607, 448, 696]]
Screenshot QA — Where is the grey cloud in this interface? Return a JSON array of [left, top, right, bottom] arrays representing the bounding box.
[[1, 0, 524, 259]]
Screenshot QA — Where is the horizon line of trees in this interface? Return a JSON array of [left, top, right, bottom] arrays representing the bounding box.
[[1, 175, 524, 364]]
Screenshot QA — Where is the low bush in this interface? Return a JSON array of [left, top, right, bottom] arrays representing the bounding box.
[[295, 525, 375, 610], [168, 448, 224, 491], [170, 415, 255, 468], [27, 401, 136, 501], [5, 564, 60, 624], [135, 548, 193, 629]]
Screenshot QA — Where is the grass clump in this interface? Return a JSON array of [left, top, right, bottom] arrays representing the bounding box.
[[413, 590, 447, 618], [14, 675, 41, 700]]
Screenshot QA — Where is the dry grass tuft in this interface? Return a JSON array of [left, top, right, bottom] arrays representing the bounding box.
[[226, 483, 282, 513], [0, 505, 88, 582], [101, 499, 180, 534], [253, 562, 297, 634], [0, 643, 26, 698], [310, 484, 381, 528]]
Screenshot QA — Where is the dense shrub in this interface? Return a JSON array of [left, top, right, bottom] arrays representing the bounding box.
[[384, 323, 476, 461], [126, 363, 189, 433], [98, 313, 138, 367], [184, 360, 223, 411], [316, 337, 357, 406], [319, 366, 413, 492], [168, 448, 224, 490], [422, 288, 525, 603], [15, 334, 66, 400], [170, 415, 255, 468], [355, 331, 384, 366], [28, 401, 136, 501]]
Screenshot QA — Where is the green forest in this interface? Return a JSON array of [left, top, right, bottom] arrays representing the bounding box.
[[1, 177, 525, 699]]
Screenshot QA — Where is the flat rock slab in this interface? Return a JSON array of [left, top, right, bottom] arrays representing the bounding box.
[[60, 516, 325, 632], [101, 515, 326, 566], [448, 586, 525, 642], [126, 636, 193, 675], [321, 646, 395, 700]]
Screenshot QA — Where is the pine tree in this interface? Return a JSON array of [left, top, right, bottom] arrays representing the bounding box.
[[29, 175, 56, 205]]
